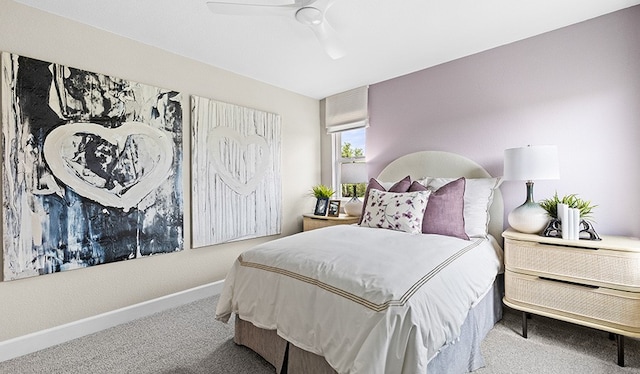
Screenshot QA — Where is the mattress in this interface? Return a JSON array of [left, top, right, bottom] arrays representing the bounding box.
[[216, 225, 503, 374], [233, 276, 503, 373]]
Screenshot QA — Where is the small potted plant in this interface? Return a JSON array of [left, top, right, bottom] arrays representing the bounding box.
[[539, 192, 600, 240], [310, 184, 335, 216]]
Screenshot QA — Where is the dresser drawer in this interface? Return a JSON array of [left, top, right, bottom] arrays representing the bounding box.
[[504, 238, 640, 292], [505, 271, 640, 335]]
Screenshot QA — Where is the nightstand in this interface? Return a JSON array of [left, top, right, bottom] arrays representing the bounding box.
[[502, 228, 640, 366], [302, 213, 359, 231]]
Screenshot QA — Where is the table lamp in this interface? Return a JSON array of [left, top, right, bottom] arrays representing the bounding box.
[[341, 161, 367, 216], [503, 145, 560, 234]]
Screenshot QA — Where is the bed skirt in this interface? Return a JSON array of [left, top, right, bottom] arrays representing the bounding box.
[[233, 275, 504, 373]]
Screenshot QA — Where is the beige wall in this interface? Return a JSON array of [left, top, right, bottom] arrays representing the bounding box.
[[0, 0, 320, 341]]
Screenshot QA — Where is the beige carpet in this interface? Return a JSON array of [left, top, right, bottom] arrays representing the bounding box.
[[476, 307, 639, 373], [1, 296, 638, 373]]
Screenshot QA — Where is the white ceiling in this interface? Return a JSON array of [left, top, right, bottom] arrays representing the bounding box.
[[14, 0, 640, 99]]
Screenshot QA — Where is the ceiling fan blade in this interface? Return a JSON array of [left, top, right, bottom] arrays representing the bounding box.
[[209, 0, 318, 5], [206, 1, 296, 16], [308, 20, 346, 59], [206, 0, 318, 14], [216, 0, 296, 5], [309, 0, 332, 12], [208, 0, 343, 57]]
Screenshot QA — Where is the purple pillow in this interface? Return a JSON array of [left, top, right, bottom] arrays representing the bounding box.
[[409, 178, 469, 240], [358, 176, 412, 224]]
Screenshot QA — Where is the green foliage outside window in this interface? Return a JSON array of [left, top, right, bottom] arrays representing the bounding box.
[[342, 142, 364, 158]]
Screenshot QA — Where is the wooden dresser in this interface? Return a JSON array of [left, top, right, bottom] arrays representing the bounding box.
[[502, 228, 640, 366]]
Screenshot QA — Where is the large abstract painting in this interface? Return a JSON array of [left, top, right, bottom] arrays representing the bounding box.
[[1, 52, 184, 281], [191, 96, 281, 247]]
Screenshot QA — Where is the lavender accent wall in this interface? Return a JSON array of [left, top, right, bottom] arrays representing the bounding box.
[[368, 6, 640, 237]]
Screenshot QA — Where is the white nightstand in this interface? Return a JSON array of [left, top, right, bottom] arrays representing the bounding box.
[[302, 214, 359, 232], [502, 228, 640, 366]]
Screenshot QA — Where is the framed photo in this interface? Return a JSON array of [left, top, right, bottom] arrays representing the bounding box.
[[327, 200, 341, 217], [314, 198, 329, 216]]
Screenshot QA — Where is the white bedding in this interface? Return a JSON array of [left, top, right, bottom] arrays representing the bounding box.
[[216, 225, 503, 374]]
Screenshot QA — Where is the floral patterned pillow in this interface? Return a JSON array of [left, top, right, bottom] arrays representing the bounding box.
[[359, 189, 431, 234], [358, 176, 412, 225]]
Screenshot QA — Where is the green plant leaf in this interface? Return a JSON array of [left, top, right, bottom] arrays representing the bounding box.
[[310, 184, 335, 198], [539, 191, 597, 221]]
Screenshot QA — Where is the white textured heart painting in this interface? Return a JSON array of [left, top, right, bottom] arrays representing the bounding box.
[[1, 52, 184, 281], [191, 96, 281, 247]]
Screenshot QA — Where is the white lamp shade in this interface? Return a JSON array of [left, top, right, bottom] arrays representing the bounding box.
[[341, 162, 368, 184], [503, 145, 560, 181], [341, 162, 367, 217]]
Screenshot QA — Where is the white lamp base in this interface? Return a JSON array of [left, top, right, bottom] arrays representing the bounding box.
[[508, 202, 549, 234], [343, 197, 363, 217]]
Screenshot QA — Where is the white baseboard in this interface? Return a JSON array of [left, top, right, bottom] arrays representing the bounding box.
[[0, 280, 224, 363]]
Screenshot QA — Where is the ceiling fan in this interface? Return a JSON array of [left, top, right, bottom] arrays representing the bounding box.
[[206, 0, 346, 59]]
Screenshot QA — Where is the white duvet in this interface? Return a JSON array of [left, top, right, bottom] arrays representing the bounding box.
[[216, 225, 502, 374]]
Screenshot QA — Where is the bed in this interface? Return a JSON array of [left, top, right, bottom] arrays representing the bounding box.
[[216, 151, 505, 374]]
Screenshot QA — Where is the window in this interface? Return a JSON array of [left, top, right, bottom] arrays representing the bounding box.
[[324, 85, 369, 199], [335, 127, 366, 198]]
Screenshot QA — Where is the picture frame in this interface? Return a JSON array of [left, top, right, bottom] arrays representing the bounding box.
[[314, 197, 329, 216], [327, 200, 341, 217]]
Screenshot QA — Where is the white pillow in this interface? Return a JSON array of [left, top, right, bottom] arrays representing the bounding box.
[[417, 177, 502, 238], [359, 189, 431, 234]]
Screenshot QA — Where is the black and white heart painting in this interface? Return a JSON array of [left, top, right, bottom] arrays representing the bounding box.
[[1, 52, 184, 280]]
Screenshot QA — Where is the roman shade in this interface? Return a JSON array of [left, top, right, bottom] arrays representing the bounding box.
[[324, 86, 369, 133]]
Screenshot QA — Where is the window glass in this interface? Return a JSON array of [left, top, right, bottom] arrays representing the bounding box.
[[341, 128, 366, 159], [338, 128, 366, 198]]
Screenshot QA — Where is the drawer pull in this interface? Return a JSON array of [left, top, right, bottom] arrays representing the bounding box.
[[536, 242, 599, 251], [539, 276, 598, 289]]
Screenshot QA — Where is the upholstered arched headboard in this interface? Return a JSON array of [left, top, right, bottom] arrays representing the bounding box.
[[377, 151, 503, 242]]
